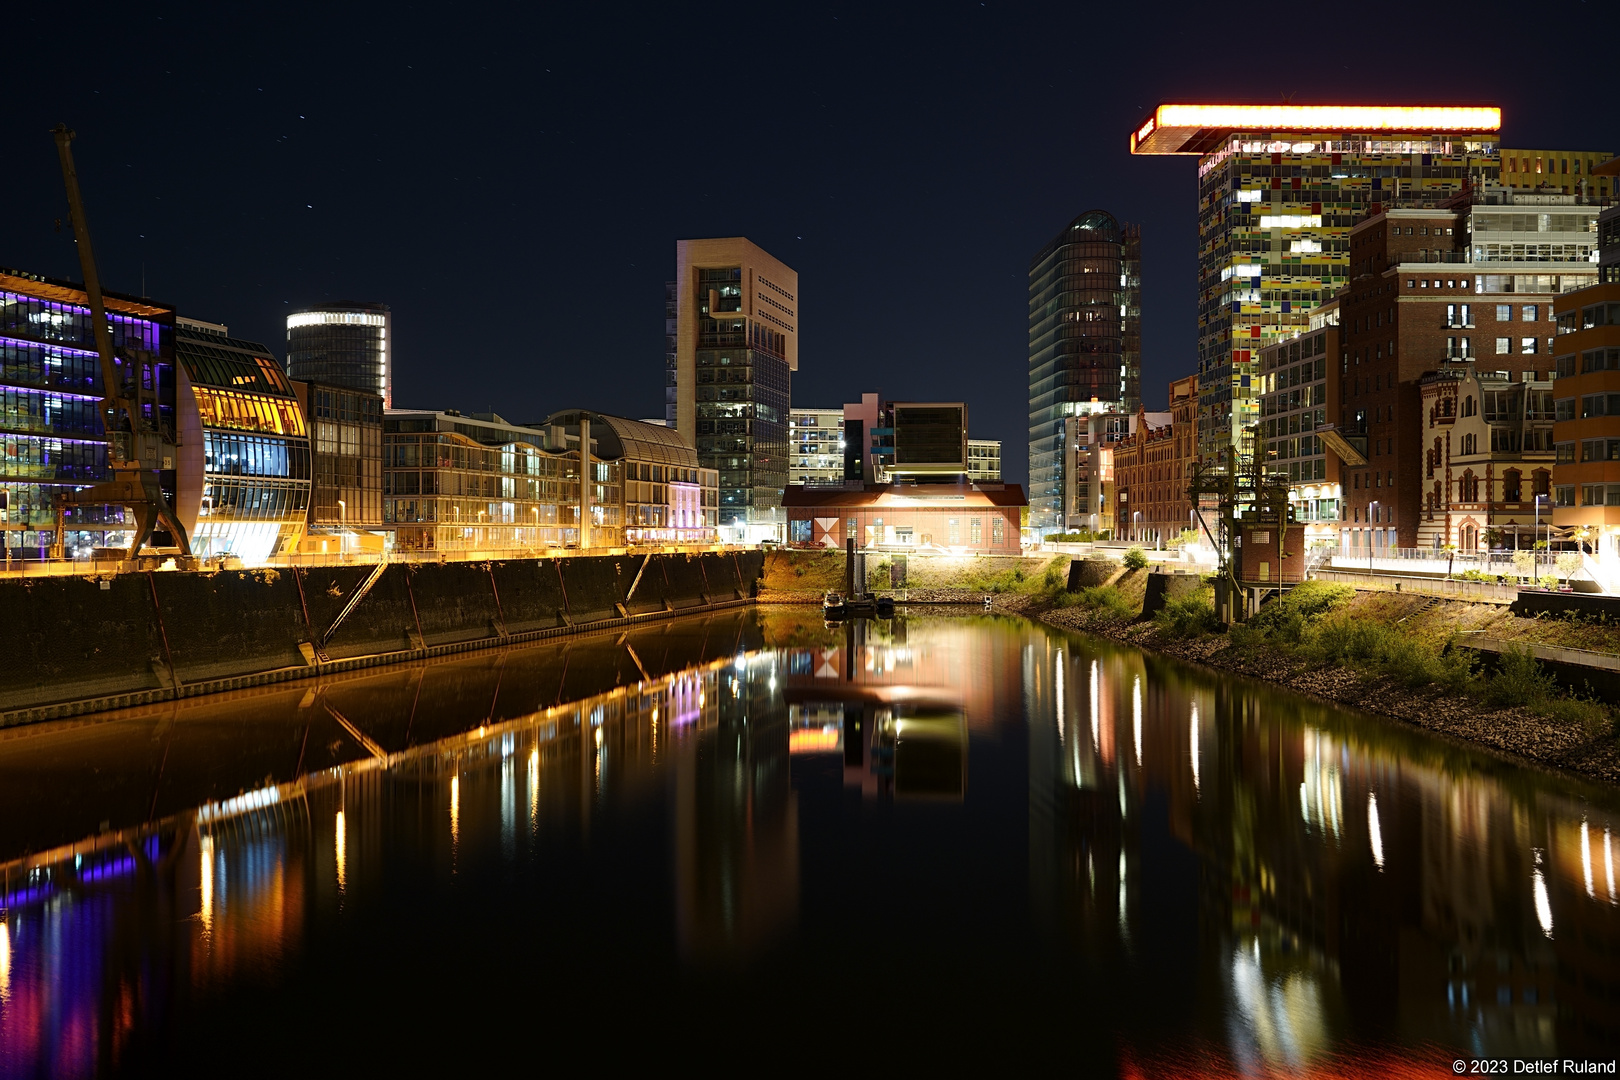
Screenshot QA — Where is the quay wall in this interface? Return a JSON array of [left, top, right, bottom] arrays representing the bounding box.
[[0, 551, 764, 725]]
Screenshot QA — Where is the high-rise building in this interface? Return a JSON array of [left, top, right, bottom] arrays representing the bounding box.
[[1027, 210, 1141, 533], [671, 238, 797, 538], [286, 303, 392, 408], [1130, 103, 1503, 465]]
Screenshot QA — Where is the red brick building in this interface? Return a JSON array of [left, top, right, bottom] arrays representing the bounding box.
[[784, 481, 1026, 554], [1114, 407, 1180, 545], [1339, 187, 1594, 552]]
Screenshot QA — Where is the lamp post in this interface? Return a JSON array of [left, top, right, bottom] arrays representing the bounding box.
[[1534, 493, 1548, 581], [337, 499, 346, 560], [1368, 501, 1380, 574]]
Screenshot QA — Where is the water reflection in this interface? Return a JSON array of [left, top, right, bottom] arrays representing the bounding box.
[[0, 610, 1616, 1073]]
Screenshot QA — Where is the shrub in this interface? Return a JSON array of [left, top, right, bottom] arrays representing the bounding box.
[[1245, 580, 1354, 645], [1538, 574, 1559, 590], [1078, 584, 1135, 622], [1156, 594, 1219, 637], [1301, 613, 1473, 690], [1122, 546, 1149, 571], [1556, 552, 1584, 579], [1483, 645, 1557, 707]]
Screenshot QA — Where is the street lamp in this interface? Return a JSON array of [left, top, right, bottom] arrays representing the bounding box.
[[337, 499, 346, 560], [1368, 501, 1380, 573], [1534, 493, 1548, 580]]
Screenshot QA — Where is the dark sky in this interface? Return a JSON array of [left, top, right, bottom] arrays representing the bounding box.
[[3, 2, 1614, 489]]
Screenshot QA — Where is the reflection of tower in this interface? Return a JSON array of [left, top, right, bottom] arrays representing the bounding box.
[[674, 655, 799, 965]]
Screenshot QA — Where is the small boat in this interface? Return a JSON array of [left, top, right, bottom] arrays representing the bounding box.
[[823, 592, 896, 619]]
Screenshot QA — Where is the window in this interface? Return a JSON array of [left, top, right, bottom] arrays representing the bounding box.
[[1496, 338, 1511, 355], [1503, 470, 1522, 502], [970, 518, 982, 545], [1554, 485, 1575, 508], [1584, 348, 1620, 373], [1556, 442, 1576, 464], [1496, 304, 1513, 322], [1523, 305, 1539, 322], [991, 517, 1005, 545], [1521, 337, 1539, 354]]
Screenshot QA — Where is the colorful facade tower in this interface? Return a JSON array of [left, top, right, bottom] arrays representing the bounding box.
[[1027, 210, 1141, 532], [1130, 104, 1502, 465]]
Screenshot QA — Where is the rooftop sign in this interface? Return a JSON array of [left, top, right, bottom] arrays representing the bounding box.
[[1130, 104, 1501, 155]]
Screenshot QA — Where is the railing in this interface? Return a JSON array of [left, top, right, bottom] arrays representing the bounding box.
[[1396, 251, 1471, 265]]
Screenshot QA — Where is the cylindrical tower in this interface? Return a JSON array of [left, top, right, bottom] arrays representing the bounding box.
[[286, 302, 391, 407]]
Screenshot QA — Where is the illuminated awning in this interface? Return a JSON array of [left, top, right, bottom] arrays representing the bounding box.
[[1130, 104, 1502, 155]]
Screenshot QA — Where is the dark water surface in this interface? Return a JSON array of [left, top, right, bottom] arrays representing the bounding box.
[[2, 609, 1618, 1075]]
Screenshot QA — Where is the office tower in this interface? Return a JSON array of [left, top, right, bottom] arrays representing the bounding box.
[[1337, 182, 1597, 553], [1130, 103, 1502, 465], [173, 318, 312, 563], [1028, 210, 1141, 532], [671, 238, 797, 538], [286, 302, 391, 408]]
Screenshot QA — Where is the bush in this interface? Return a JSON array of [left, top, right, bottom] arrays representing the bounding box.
[[1245, 580, 1354, 645], [1483, 645, 1557, 707], [1156, 594, 1219, 637], [1301, 613, 1474, 690], [1122, 546, 1149, 571], [1077, 584, 1135, 622]]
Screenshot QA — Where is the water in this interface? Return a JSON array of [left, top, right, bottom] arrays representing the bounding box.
[[1, 609, 1618, 1075]]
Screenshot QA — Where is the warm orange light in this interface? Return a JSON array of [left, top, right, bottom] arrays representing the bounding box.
[[1131, 103, 1501, 154], [789, 727, 841, 754]]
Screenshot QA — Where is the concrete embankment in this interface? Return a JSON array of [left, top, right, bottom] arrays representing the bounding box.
[[0, 550, 763, 727]]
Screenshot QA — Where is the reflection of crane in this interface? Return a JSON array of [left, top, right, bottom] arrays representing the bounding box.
[[49, 124, 192, 562]]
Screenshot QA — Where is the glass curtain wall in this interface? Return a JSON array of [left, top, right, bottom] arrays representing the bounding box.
[[0, 279, 175, 558], [176, 329, 311, 563], [1027, 211, 1141, 532], [693, 267, 789, 526], [384, 428, 622, 551]]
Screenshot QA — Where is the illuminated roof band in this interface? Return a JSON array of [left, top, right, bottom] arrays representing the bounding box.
[[1130, 104, 1502, 155]]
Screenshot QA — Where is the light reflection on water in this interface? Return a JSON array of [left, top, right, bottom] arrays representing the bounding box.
[[0, 609, 1616, 1073]]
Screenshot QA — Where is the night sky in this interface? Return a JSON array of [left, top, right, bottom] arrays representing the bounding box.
[[3, 2, 1614, 489]]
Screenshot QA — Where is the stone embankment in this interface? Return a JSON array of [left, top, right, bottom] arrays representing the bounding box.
[[1, 551, 764, 728], [1038, 596, 1620, 786]]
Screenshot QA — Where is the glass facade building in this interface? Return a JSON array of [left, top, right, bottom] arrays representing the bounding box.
[[0, 267, 176, 558], [539, 410, 719, 545], [1027, 210, 1142, 532], [292, 380, 384, 535], [384, 410, 613, 553], [174, 321, 311, 563], [1131, 104, 1502, 467], [286, 303, 391, 408]]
